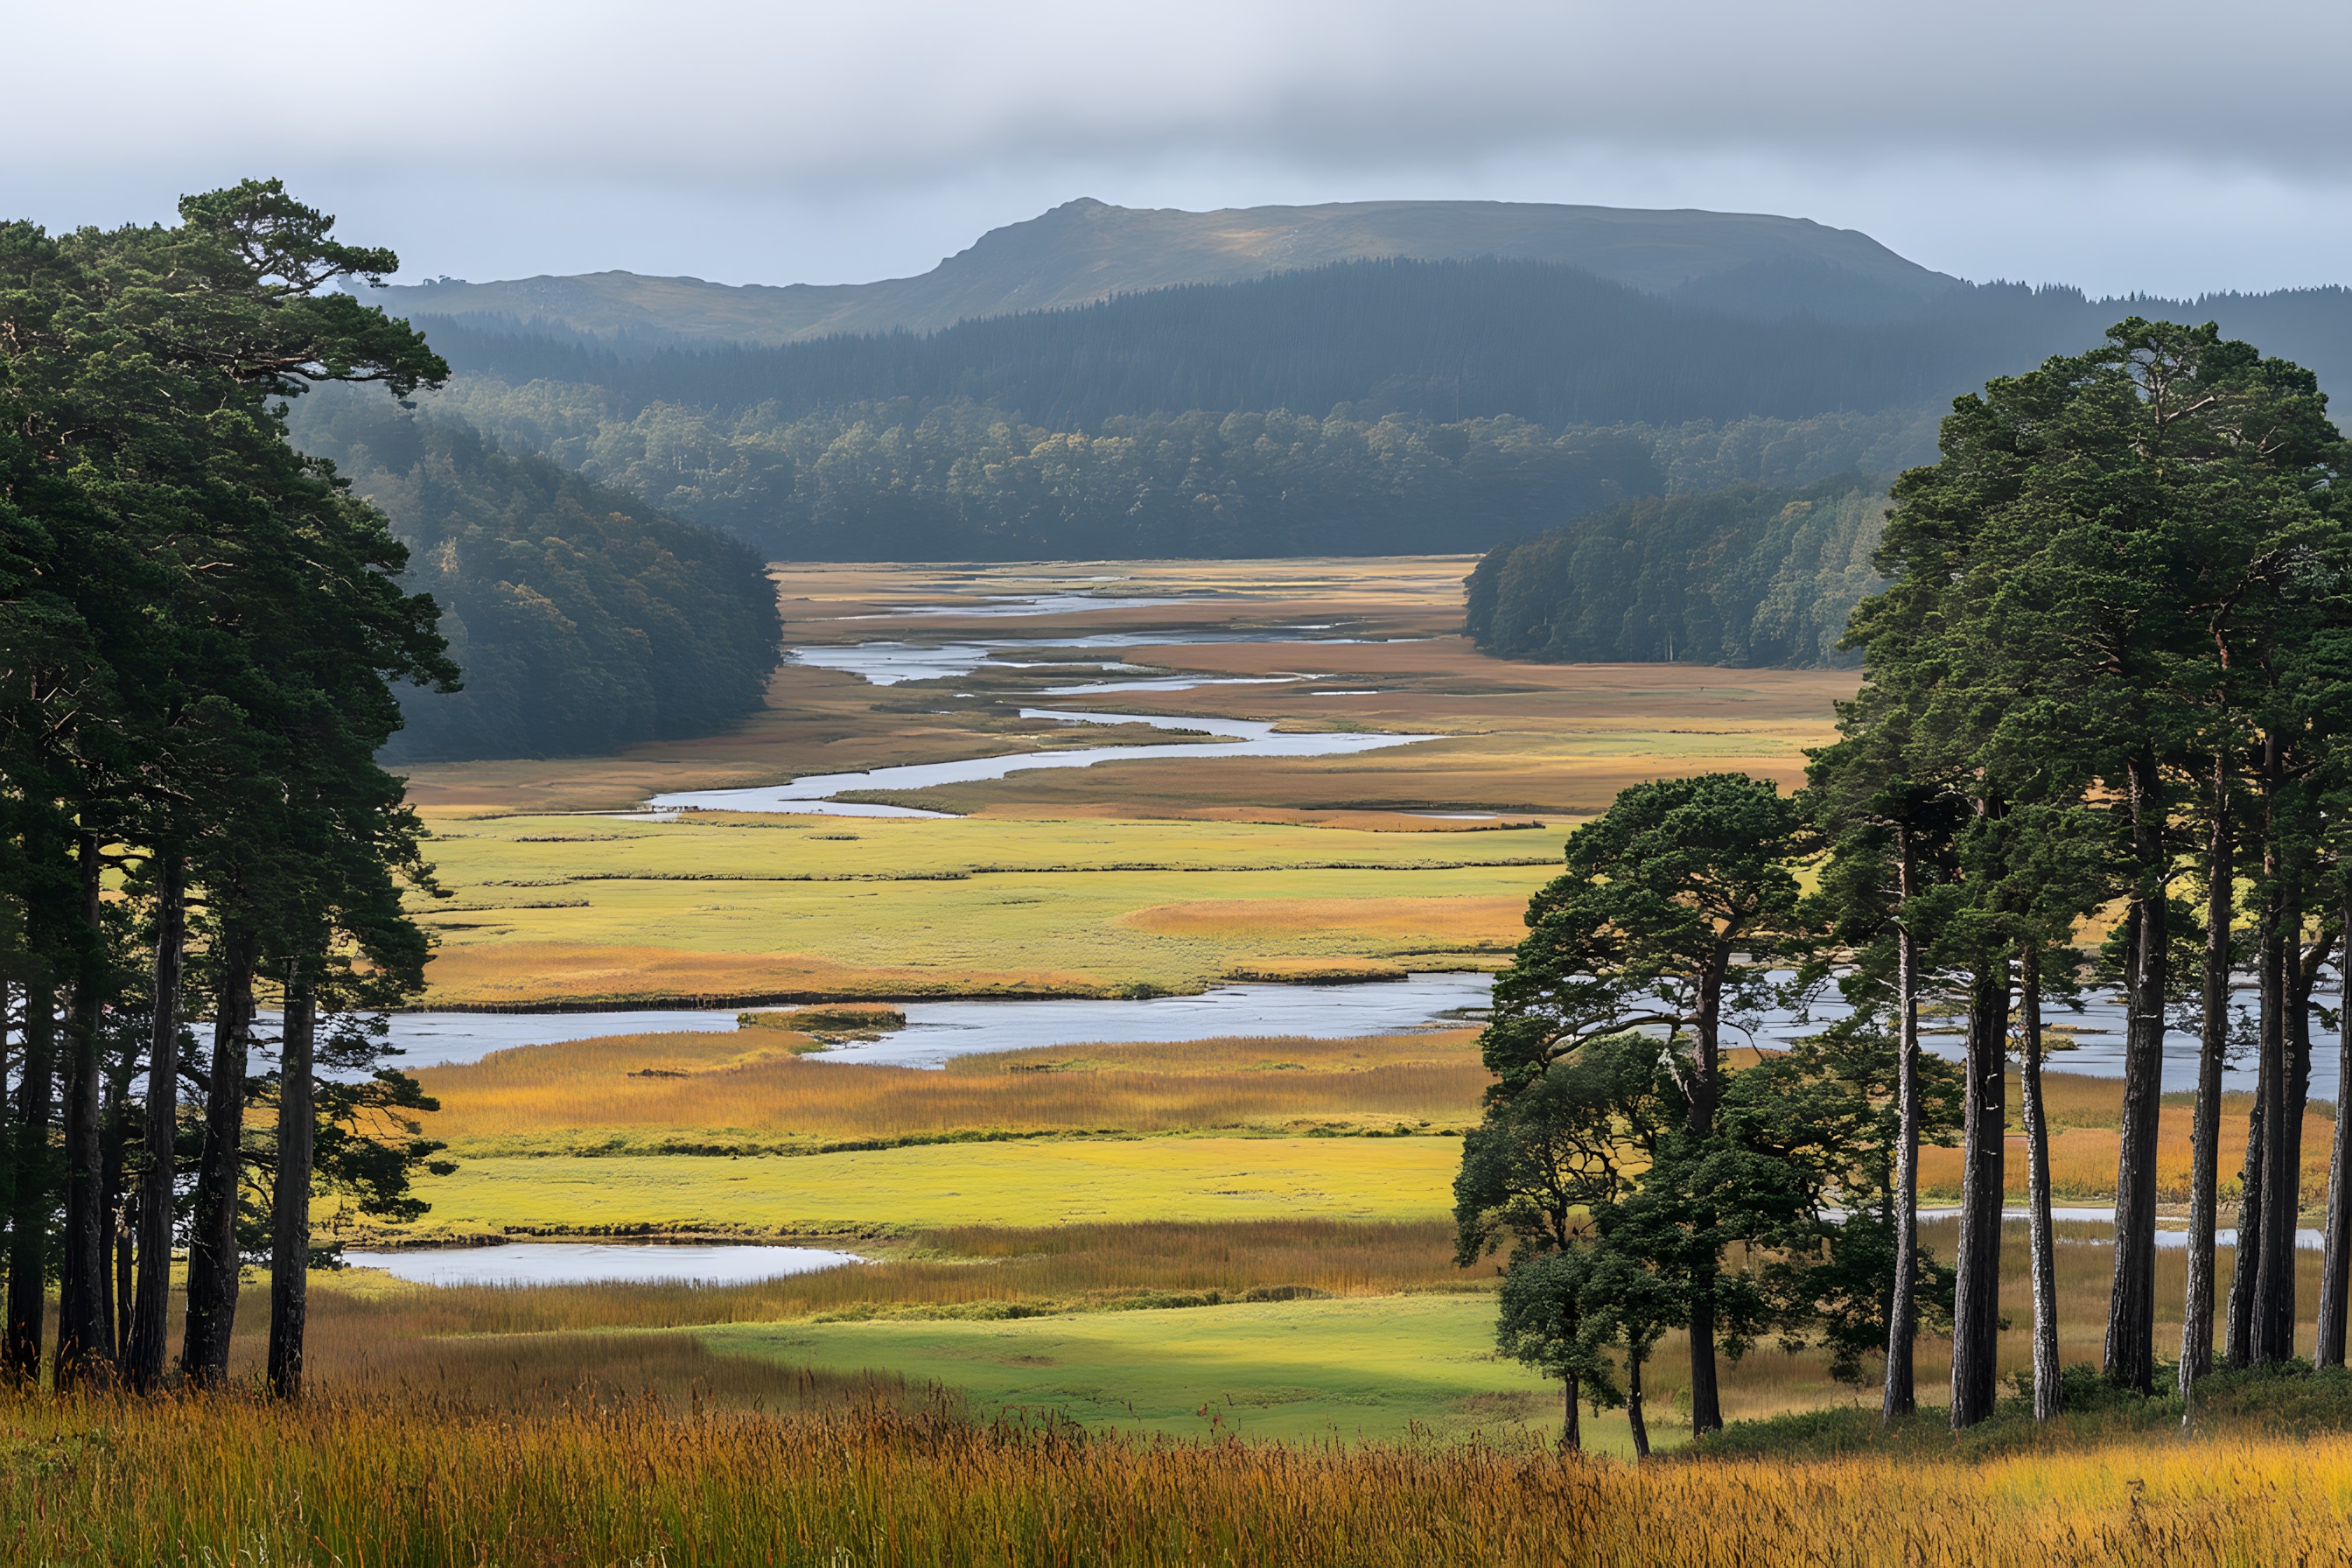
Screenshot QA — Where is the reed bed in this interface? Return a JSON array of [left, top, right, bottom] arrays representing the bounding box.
[[1916, 1097, 2330, 1206], [305, 1220, 1468, 1343], [413, 1029, 1489, 1149], [10, 1389, 2352, 1567]]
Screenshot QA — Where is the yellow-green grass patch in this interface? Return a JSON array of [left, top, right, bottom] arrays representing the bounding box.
[[709, 1292, 1564, 1446], [416, 846, 1554, 1005], [376, 1136, 1465, 1241]]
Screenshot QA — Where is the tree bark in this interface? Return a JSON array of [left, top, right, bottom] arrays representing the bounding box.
[[1881, 828, 1921, 1424], [2104, 748, 2169, 1393], [1628, 1349, 1650, 1460], [4, 976, 55, 1383], [2226, 1093, 2264, 1367], [1950, 957, 2009, 1429], [2268, 923, 2325, 1360], [2251, 853, 2295, 1362], [124, 853, 184, 1393], [97, 1046, 130, 1366], [1685, 942, 1729, 1437], [2180, 768, 2233, 1396], [2320, 885, 2352, 1367], [181, 934, 256, 1385], [267, 980, 316, 1399], [2020, 948, 2060, 1422], [1559, 1371, 1580, 1454], [56, 833, 109, 1387]]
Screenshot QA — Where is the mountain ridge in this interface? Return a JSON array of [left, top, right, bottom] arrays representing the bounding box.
[[381, 198, 1964, 346]]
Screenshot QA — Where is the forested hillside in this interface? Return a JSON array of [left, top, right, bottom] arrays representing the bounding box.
[[1461, 477, 1887, 667], [404, 251, 2352, 569], [423, 382, 1927, 558], [291, 394, 782, 760], [423, 259, 2115, 430]]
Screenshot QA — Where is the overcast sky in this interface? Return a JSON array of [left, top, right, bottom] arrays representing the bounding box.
[[9, 0, 2349, 298]]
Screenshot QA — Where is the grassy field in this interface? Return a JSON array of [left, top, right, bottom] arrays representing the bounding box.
[[399, 559, 1852, 1005], [708, 1293, 1577, 1444], [381, 1137, 1465, 1238], [410, 1027, 1488, 1152], [415, 822, 1554, 1005], [353, 999, 2328, 1461]]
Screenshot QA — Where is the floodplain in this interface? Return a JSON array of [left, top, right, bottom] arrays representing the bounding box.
[[40, 556, 2342, 1564]]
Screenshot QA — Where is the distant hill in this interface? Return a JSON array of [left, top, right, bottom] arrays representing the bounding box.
[[380, 197, 2352, 569], [381, 198, 1964, 345], [422, 258, 2099, 431]]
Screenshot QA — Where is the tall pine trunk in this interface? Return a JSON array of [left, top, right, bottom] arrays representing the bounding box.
[[1881, 828, 1922, 1423], [2104, 748, 2169, 1393], [57, 834, 109, 1387], [98, 1052, 130, 1364], [2020, 948, 2060, 1421], [3, 973, 53, 1383], [267, 980, 316, 1399], [2181, 766, 2233, 1396], [2269, 928, 2325, 1359], [2319, 884, 2352, 1367], [1950, 957, 2009, 1429], [1684, 942, 1728, 1437], [123, 854, 183, 1392], [2226, 1094, 2265, 1366], [181, 934, 256, 1385], [2251, 850, 2296, 1362], [1627, 1348, 1651, 1460]]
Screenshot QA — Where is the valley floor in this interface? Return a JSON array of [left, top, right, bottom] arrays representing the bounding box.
[[64, 557, 2317, 1562]]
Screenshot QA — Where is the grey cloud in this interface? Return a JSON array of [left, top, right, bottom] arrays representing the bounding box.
[[11, 0, 2352, 182], [8, 0, 2350, 295]]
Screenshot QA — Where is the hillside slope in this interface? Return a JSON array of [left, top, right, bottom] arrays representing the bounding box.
[[289, 393, 783, 762], [381, 198, 1961, 345]]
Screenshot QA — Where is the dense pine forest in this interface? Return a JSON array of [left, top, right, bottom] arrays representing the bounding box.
[[1461, 478, 1886, 667], [289, 394, 781, 761], [1461, 318, 2352, 1443], [0, 182, 458, 1395], [424, 384, 1930, 560]]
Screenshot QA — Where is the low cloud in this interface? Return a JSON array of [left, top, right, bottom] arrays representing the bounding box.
[[9, 0, 2346, 292]]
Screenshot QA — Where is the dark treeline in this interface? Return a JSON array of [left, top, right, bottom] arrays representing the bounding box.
[[419, 261, 2352, 431], [427, 382, 1932, 559], [2, 183, 460, 1396], [1462, 476, 1886, 668], [400, 258, 2352, 567], [289, 393, 782, 763], [1460, 319, 2352, 1449]]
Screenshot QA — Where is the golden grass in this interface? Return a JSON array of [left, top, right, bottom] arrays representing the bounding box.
[[414, 839, 1554, 1004], [374, 1136, 1465, 1239], [310, 1221, 1468, 1345], [416, 939, 1124, 1008], [399, 558, 1851, 1005], [1119, 893, 1529, 948], [1914, 1070, 2333, 1208], [412, 1028, 1488, 1151], [15, 1387, 2352, 1565]]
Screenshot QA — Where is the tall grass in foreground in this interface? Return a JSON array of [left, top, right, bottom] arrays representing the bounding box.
[[9, 1390, 2352, 1567]]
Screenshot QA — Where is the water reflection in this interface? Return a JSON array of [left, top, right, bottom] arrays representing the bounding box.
[[343, 1242, 862, 1287]]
